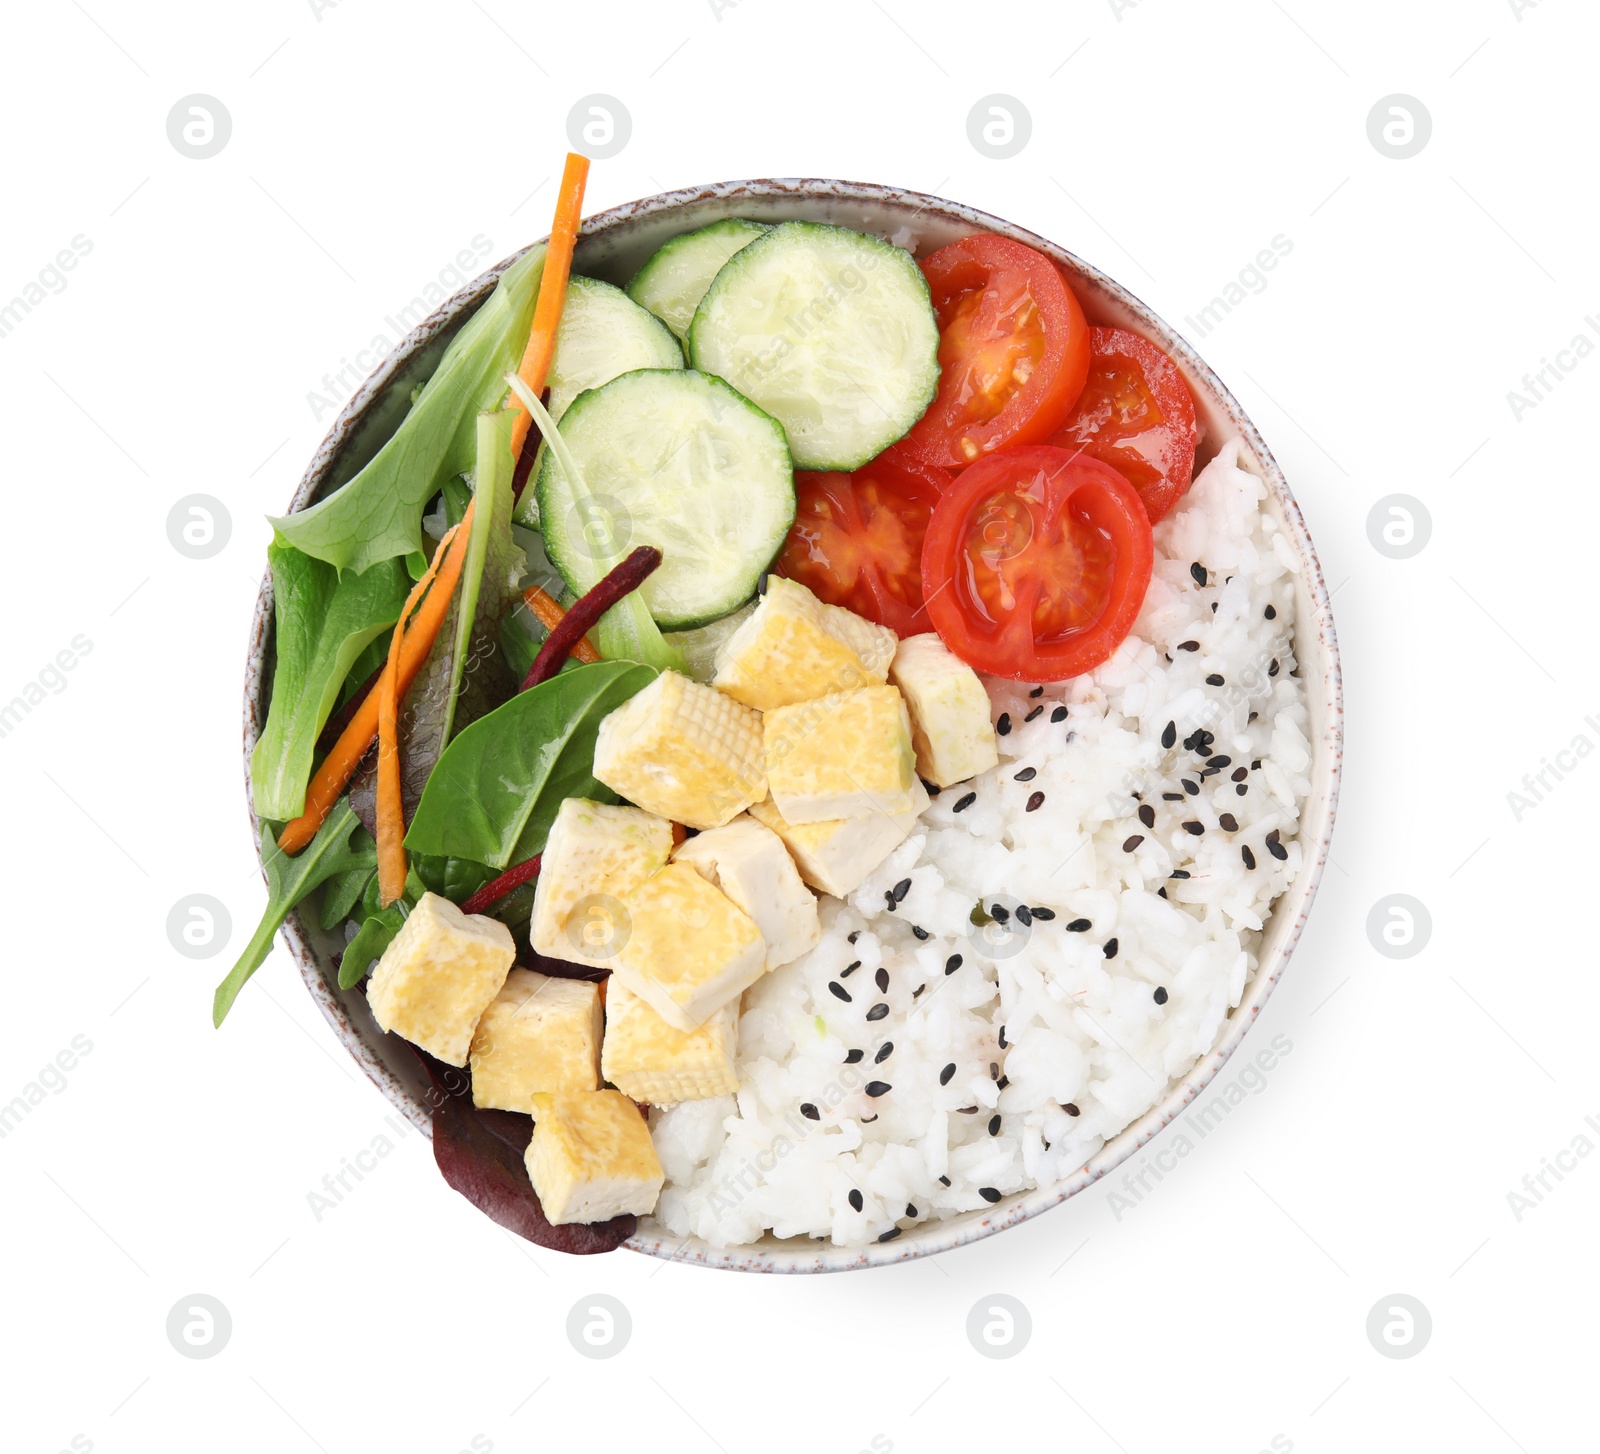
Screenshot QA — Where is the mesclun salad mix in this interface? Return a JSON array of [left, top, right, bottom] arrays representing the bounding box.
[[227, 153, 1312, 1256]]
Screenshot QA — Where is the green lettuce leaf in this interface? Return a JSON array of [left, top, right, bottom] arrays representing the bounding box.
[[251, 545, 408, 820], [270, 244, 546, 574], [213, 800, 371, 1026], [404, 659, 656, 869]]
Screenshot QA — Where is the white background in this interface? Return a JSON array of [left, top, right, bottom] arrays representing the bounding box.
[[2, 1, 1594, 1450]]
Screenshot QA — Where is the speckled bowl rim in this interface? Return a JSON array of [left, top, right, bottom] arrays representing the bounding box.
[[243, 178, 1342, 1274]]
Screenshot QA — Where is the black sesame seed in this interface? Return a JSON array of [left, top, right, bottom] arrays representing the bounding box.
[[912, 925, 930, 940], [1029, 686, 1044, 698], [1267, 837, 1288, 861], [1169, 869, 1191, 880], [940, 1063, 957, 1085], [921, 779, 941, 798], [1026, 791, 1045, 812], [997, 1075, 1009, 1089], [865, 1080, 891, 1097], [861, 1114, 878, 1123], [998, 1024, 1008, 1048], [800, 1103, 820, 1120], [913, 984, 926, 999], [1104, 938, 1119, 959], [1190, 562, 1208, 587], [1237, 784, 1248, 796], [1050, 705, 1068, 723], [1252, 759, 1262, 770], [1178, 639, 1200, 652], [875, 967, 890, 992], [1183, 820, 1204, 835], [1241, 845, 1256, 869], [1138, 804, 1156, 829], [1157, 886, 1168, 899], [1199, 767, 1220, 780], [989, 1062, 1000, 1079], [1206, 673, 1225, 686], [1264, 604, 1277, 620], [1015, 904, 1033, 927], [849, 1189, 864, 1212], [939, 1175, 952, 1186], [953, 792, 977, 812], [1064, 1102, 1081, 1117], [945, 954, 963, 974], [906, 1202, 918, 1217], [848, 930, 861, 944], [1249, 711, 1259, 723], [1211, 602, 1219, 614], [1162, 792, 1184, 802], [1014, 766, 1038, 782], [958, 1106, 979, 1114], [866, 1003, 889, 1022], [892, 877, 911, 903], [843, 959, 861, 976], [1161, 720, 1177, 749], [979, 1187, 1003, 1203], [1182, 778, 1199, 795], [1123, 834, 1145, 852], [1219, 813, 1239, 832], [845, 1048, 864, 1064], [1269, 658, 1280, 677], [990, 904, 1010, 923], [1232, 766, 1248, 782], [828, 981, 851, 1001], [1024, 705, 1043, 722], [1153, 986, 1169, 1005], [1067, 918, 1092, 932], [878, 1228, 902, 1242], [884, 890, 897, 910], [1030, 907, 1055, 921], [996, 712, 1012, 735], [988, 1115, 1002, 1136], [1207, 755, 1232, 769], [875, 1041, 893, 1064]]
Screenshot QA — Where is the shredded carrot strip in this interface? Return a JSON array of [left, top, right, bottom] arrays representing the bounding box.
[[278, 503, 476, 856], [522, 584, 600, 664], [508, 152, 590, 461]]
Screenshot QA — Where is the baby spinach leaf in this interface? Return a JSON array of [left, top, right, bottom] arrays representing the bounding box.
[[318, 825, 377, 931], [404, 659, 656, 869], [270, 244, 546, 575], [213, 800, 370, 1026], [252, 545, 409, 821]]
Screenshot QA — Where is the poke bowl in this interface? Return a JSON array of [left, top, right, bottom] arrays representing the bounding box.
[[239, 177, 1342, 1272]]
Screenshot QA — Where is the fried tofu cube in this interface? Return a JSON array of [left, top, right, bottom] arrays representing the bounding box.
[[468, 969, 603, 1110], [749, 780, 929, 898], [530, 798, 672, 962], [673, 815, 820, 968], [763, 685, 917, 824], [601, 982, 739, 1105], [592, 670, 765, 830], [525, 1090, 664, 1224], [712, 576, 897, 710], [609, 862, 766, 1030], [889, 633, 999, 788], [367, 892, 515, 1066]]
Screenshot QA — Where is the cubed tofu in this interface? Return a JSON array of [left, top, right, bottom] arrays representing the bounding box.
[[366, 892, 515, 1066], [763, 685, 917, 824], [592, 670, 765, 830], [749, 780, 929, 898], [469, 969, 603, 1110], [889, 633, 1000, 788], [530, 798, 673, 962], [609, 862, 766, 1030], [525, 1090, 664, 1225], [673, 815, 820, 968], [712, 576, 897, 710], [601, 982, 739, 1105]]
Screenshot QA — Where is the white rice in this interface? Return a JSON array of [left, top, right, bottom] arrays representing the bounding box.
[[652, 439, 1313, 1248]]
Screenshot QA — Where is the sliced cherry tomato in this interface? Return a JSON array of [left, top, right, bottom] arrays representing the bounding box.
[[1049, 327, 1198, 523], [775, 447, 952, 637], [901, 235, 1091, 471], [920, 445, 1153, 682]]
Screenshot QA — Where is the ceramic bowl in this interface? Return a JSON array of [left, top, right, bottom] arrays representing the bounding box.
[[243, 179, 1342, 1273]]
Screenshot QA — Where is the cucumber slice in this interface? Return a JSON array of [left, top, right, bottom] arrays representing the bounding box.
[[536, 369, 794, 630], [546, 275, 683, 421], [688, 222, 940, 471], [627, 218, 768, 344], [513, 276, 684, 528]]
